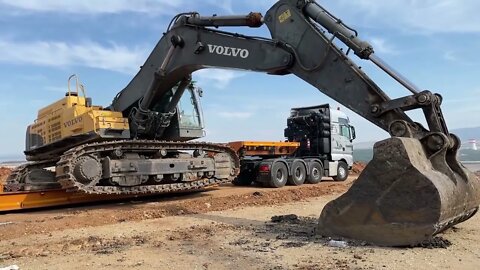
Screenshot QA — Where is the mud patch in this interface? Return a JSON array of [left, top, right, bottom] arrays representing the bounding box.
[[167, 223, 237, 242], [415, 236, 452, 249], [225, 214, 317, 253], [271, 214, 299, 223], [266, 215, 317, 240]]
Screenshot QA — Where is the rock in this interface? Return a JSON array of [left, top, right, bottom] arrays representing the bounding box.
[[327, 240, 348, 248], [252, 191, 263, 197]]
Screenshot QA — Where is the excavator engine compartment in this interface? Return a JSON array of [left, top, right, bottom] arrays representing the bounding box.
[[25, 75, 130, 162]]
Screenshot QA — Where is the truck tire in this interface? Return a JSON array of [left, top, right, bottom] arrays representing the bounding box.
[[333, 161, 349, 181], [232, 172, 253, 186], [306, 162, 323, 184], [266, 161, 288, 188], [287, 160, 306, 186]]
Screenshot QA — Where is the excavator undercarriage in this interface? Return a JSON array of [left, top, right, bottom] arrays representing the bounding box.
[[6, 141, 239, 195], [4, 0, 479, 246]]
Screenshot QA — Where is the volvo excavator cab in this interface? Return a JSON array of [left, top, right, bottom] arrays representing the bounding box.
[[158, 85, 205, 141]]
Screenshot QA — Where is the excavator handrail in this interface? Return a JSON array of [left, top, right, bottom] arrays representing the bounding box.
[[67, 74, 87, 105]]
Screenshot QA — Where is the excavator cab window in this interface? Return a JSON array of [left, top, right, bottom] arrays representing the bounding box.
[[178, 88, 202, 129]]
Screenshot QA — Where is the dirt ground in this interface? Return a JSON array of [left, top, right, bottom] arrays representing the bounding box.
[[0, 172, 479, 270], [0, 167, 12, 183]]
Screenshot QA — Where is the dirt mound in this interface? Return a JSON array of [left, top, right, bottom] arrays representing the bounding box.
[[351, 162, 367, 175], [0, 167, 12, 183]]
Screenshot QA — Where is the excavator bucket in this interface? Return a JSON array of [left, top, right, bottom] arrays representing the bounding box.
[[317, 137, 480, 246]]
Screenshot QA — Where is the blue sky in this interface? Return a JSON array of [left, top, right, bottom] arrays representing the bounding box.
[[0, 0, 479, 157]]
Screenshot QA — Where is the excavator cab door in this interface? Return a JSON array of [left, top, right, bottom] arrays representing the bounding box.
[[162, 87, 205, 141], [178, 88, 204, 130]]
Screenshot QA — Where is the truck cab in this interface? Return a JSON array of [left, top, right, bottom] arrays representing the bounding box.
[[329, 107, 355, 177], [285, 104, 355, 181]]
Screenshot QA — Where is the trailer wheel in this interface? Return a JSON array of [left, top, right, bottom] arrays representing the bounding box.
[[232, 172, 253, 186], [288, 160, 306, 186], [306, 162, 323, 184], [333, 161, 349, 182], [266, 162, 288, 188]]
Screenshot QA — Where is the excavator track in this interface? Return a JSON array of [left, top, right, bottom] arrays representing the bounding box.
[[55, 140, 240, 195], [4, 159, 59, 192], [4, 140, 240, 196]]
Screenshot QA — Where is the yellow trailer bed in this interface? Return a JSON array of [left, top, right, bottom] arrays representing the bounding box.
[[0, 189, 154, 212], [227, 141, 300, 157]]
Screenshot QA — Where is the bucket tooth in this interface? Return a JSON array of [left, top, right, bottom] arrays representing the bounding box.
[[317, 137, 480, 246]]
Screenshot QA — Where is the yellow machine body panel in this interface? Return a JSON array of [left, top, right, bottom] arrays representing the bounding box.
[[26, 94, 130, 155]]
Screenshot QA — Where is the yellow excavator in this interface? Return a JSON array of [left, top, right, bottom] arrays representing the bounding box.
[[5, 0, 480, 246]]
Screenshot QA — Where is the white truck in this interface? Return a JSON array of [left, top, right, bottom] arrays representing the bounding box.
[[229, 104, 356, 187]]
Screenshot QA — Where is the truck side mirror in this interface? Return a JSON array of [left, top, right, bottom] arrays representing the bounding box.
[[350, 126, 356, 141], [196, 87, 203, 98]]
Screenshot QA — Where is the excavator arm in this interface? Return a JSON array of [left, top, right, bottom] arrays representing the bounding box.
[[112, 0, 439, 141], [110, 0, 480, 246]]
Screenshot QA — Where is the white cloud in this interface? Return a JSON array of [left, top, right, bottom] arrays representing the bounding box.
[[332, 0, 480, 33], [0, 0, 184, 14], [194, 69, 245, 89], [369, 37, 397, 55], [0, 39, 147, 74], [204, 0, 234, 14], [241, 0, 276, 10], [443, 51, 458, 62], [44, 86, 67, 93], [217, 111, 253, 119]]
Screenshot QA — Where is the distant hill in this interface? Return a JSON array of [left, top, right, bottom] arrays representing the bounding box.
[[354, 141, 376, 150], [353, 126, 480, 162], [451, 127, 480, 142], [354, 148, 479, 162], [354, 148, 373, 162], [0, 154, 24, 163]]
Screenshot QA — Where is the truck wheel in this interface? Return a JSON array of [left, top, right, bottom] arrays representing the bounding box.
[[333, 161, 349, 181], [306, 162, 323, 184], [232, 173, 253, 186], [288, 160, 306, 186], [266, 162, 288, 188]]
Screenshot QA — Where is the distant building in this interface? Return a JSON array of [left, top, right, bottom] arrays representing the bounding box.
[[468, 139, 478, 151]]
